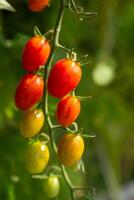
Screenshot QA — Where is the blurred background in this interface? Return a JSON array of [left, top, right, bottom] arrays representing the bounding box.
[[0, 0, 134, 199]]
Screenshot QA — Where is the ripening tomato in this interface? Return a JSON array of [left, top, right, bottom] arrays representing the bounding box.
[[43, 176, 60, 198], [57, 133, 84, 167], [28, 0, 49, 12], [22, 36, 50, 71], [56, 95, 80, 127], [47, 59, 82, 98], [20, 108, 44, 138], [15, 73, 44, 110], [25, 140, 49, 174]]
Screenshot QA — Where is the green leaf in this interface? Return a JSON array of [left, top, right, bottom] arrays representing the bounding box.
[[0, 0, 15, 12]]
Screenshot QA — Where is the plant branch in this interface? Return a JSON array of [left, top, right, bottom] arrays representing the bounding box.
[[42, 0, 95, 199], [42, 0, 75, 199]]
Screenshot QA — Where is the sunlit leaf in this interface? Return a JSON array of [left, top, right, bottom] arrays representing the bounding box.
[[0, 0, 15, 11]]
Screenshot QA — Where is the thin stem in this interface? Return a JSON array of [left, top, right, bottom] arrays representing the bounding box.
[[42, 0, 75, 199], [57, 43, 72, 53]]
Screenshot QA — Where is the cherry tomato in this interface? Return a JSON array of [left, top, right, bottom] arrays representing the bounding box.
[[47, 59, 82, 98], [20, 108, 44, 138], [28, 0, 49, 12], [15, 73, 44, 110], [25, 140, 49, 174], [22, 36, 50, 71], [57, 133, 84, 167], [43, 175, 60, 198], [56, 95, 80, 127]]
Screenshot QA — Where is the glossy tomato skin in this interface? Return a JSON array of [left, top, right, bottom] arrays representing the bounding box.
[[22, 36, 50, 71], [28, 0, 49, 12], [15, 73, 44, 110], [56, 95, 80, 127], [47, 59, 82, 98], [21, 109, 44, 138], [25, 140, 49, 174], [44, 176, 60, 198], [57, 133, 84, 167]]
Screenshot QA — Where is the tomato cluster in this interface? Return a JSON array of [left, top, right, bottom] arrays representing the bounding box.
[[14, 35, 51, 174], [14, 1, 88, 198]]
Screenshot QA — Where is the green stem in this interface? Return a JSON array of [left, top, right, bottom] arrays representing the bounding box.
[[42, 0, 75, 199]]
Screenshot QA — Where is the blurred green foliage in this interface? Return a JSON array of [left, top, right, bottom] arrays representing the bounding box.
[[0, 0, 134, 200]]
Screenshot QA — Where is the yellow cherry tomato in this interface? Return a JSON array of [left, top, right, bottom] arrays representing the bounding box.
[[57, 133, 84, 167], [20, 108, 44, 138], [25, 140, 49, 174], [44, 176, 60, 198]]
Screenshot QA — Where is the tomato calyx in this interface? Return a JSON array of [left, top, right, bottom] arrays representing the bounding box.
[[34, 26, 43, 37], [34, 26, 54, 42], [27, 132, 50, 147], [71, 90, 92, 101], [32, 166, 61, 180], [66, 49, 77, 62], [77, 129, 96, 139], [44, 29, 54, 41], [65, 128, 96, 139], [77, 95, 92, 101], [38, 133, 50, 144], [36, 66, 45, 76]]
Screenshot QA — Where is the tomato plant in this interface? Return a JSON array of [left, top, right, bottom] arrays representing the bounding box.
[[22, 36, 50, 71], [43, 175, 60, 198], [14, 0, 97, 199], [47, 59, 82, 98], [57, 133, 84, 167], [28, 0, 49, 12], [25, 140, 49, 174], [20, 108, 44, 138], [15, 73, 44, 110], [56, 95, 81, 127]]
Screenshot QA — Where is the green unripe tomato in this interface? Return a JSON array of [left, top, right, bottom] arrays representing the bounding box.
[[20, 108, 44, 138], [25, 140, 49, 174], [44, 176, 60, 198]]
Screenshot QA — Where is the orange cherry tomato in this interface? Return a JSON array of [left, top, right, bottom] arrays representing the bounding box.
[[20, 108, 44, 138], [56, 95, 80, 127], [22, 36, 50, 71], [25, 140, 49, 174], [47, 59, 82, 98], [57, 133, 84, 167], [28, 0, 49, 12], [15, 73, 44, 110]]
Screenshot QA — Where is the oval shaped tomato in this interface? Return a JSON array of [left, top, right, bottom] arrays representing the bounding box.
[[20, 108, 44, 138], [47, 59, 82, 98], [57, 133, 84, 167], [43, 176, 60, 198], [15, 73, 44, 110], [25, 140, 49, 174], [22, 36, 50, 71], [28, 0, 49, 12], [56, 95, 80, 127]]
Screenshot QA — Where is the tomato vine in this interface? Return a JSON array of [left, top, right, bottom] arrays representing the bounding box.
[[42, 0, 96, 199], [14, 0, 97, 199]]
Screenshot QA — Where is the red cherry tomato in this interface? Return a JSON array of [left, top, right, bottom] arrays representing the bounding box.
[[56, 95, 80, 127], [57, 133, 84, 167], [15, 73, 44, 110], [28, 0, 49, 12], [47, 59, 82, 98], [22, 36, 50, 71]]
